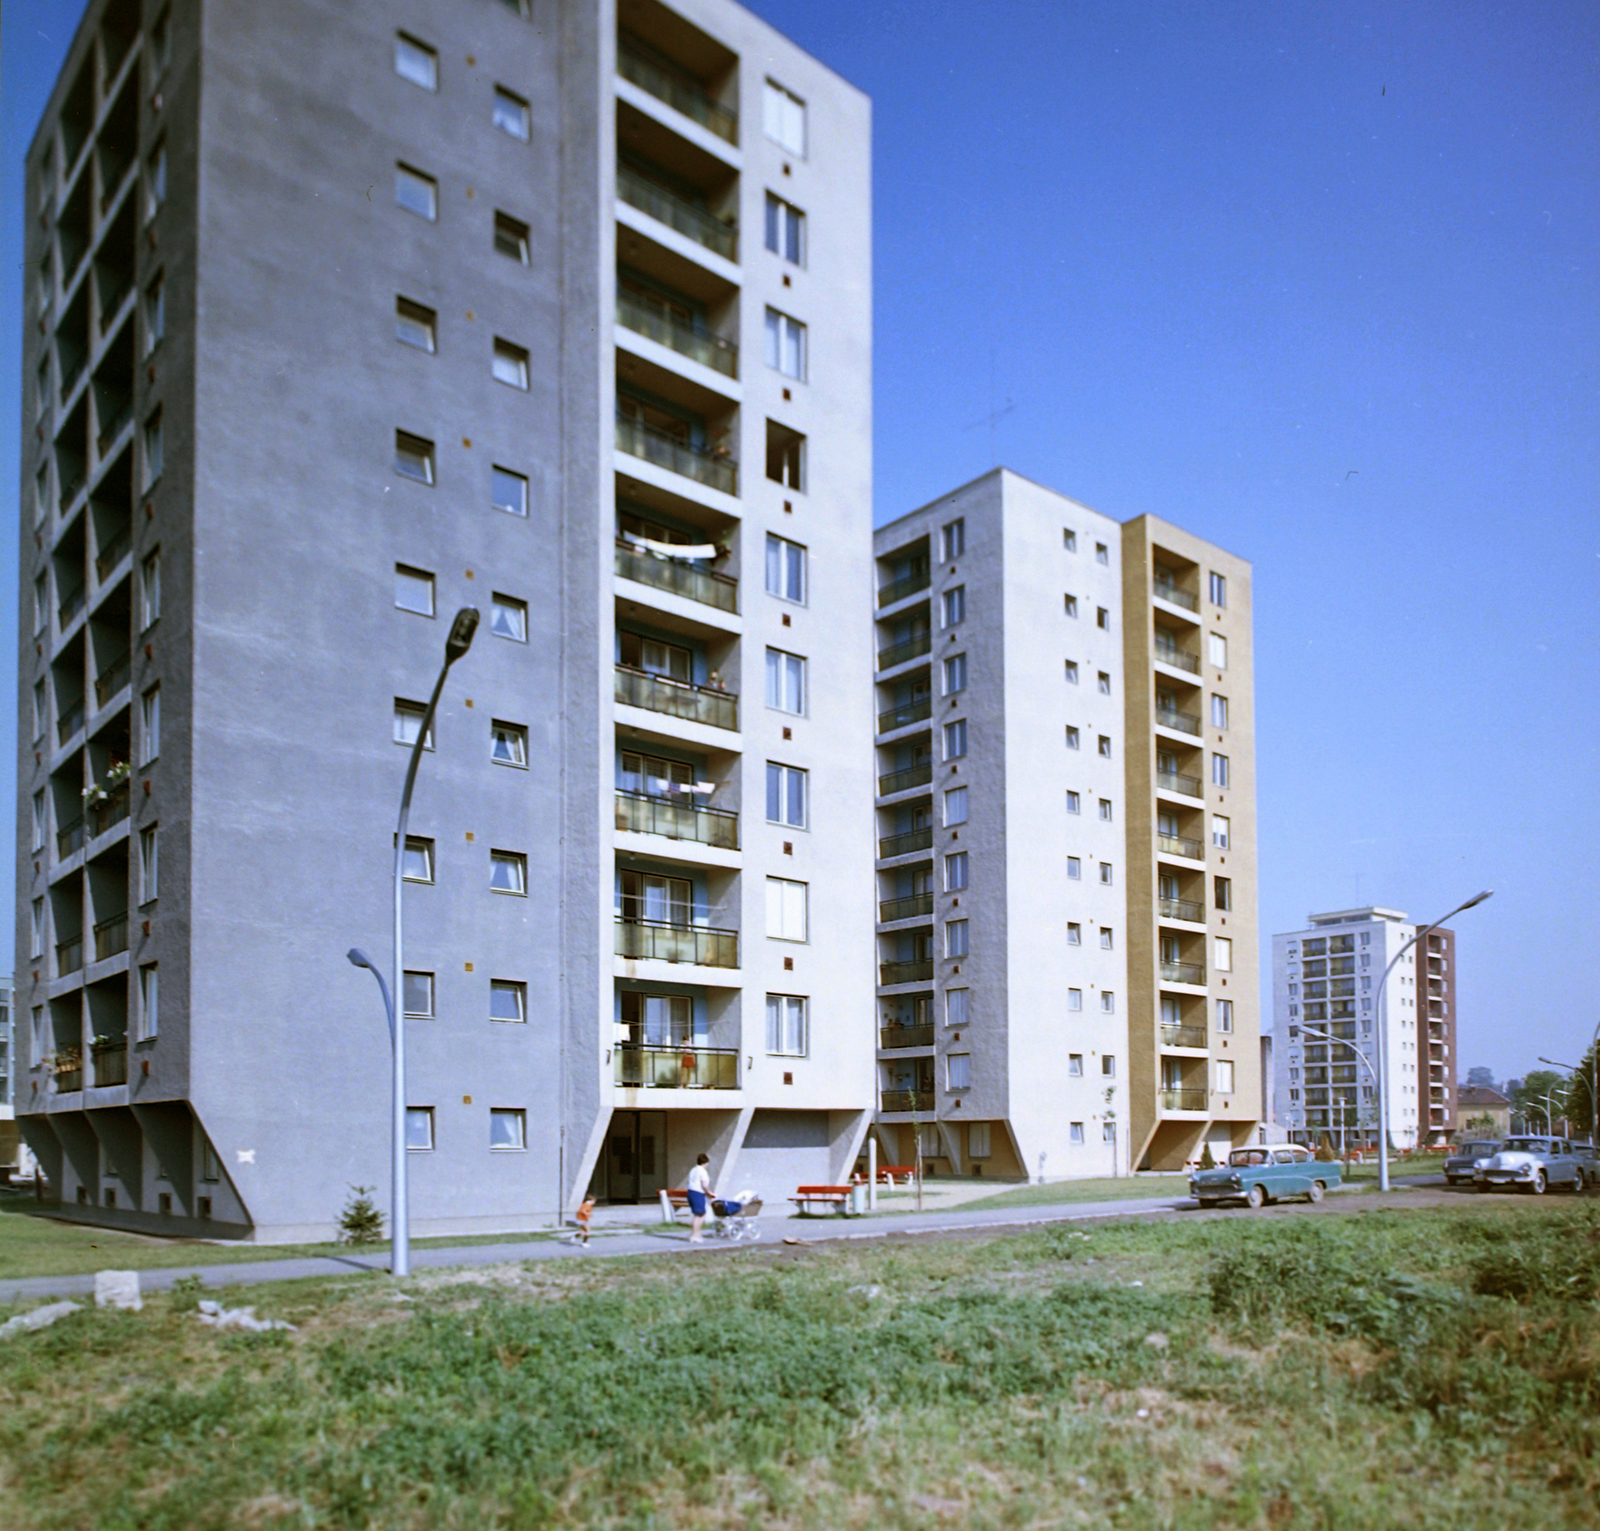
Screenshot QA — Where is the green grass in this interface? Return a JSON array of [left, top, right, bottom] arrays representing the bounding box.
[[2, 1198, 1596, 1528], [958, 1174, 1188, 1210]]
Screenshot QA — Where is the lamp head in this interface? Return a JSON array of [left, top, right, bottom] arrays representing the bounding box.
[[346, 948, 374, 971], [1461, 889, 1493, 910], [445, 607, 480, 664]]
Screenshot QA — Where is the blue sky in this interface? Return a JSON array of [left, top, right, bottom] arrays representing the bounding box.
[[3, 2, 1596, 1080]]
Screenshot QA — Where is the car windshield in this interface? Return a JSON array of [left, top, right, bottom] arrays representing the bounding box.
[[1228, 1149, 1269, 1167], [1502, 1139, 1548, 1153], [1458, 1142, 1499, 1156]]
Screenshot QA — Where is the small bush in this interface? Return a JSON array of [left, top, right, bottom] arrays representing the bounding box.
[[1470, 1206, 1600, 1302], [168, 1275, 204, 1312], [338, 1185, 385, 1246], [1199, 1142, 1216, 1171]]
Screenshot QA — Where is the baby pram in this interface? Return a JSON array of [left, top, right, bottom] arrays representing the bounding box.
[[709, 1189, 763, 1241]]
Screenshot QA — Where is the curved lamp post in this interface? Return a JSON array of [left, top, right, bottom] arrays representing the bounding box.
[[1374, 890, 1493, 1192], [1540, 1025, 1600, 1146], [348, 607, 478, 1277], [1297, 1023, 1378, 1155]]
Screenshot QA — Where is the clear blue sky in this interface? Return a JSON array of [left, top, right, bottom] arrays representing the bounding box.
[[3, 2, 1595, 1082]]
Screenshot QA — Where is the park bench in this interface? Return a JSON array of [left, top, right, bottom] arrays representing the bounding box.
[[658, 1188, 690, 1223], [790, 1184, 854, 1215], [875, 1165, 916, 1186]]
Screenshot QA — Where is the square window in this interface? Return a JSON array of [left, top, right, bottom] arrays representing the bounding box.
[[489, 1108, 526, 1150], [393, 699, 434, 749], [946, 1052, 971, 1091], [140, 686, 161, 763], [395, 563, 435, 615], [395, 163, 438, 220], [944, 786, 968, 826], [139, 824, 159, 901], [943, 719, 967, 760], [402, 836, 433, 883], [1208, 633, 1227, 669], [1215, 998, 1234, 1033], [395, 431, 435, 484], [1066, 790, 1080, 814], [763, 80, 806, 155], [493, 86, 531, 140], [1100, 927, 1114, 950], [1067, 922, 1081, 945], [1098, 798, 1113, 821], [946, 919, 968, 958], [491, 593, 528, 641], [403, 970, 434, 1017], [942, 518, 965, 560], [396, 297, 437, 352], [1098, 735, 1112, 758], [494, 211, 531, 262], [1065, 726, 1080, 750], [1099, 863, 1114, 886], [406, 1107, 435, 1150], [943, 586, 966, 627], [763, 308, 806, 380], [490, 980, 527, 1023], [764, 193, 805, 264], [1067, 857, 1081, 880], [141, 551, 161, 628], [765, 420, 805, 490], [1095, 542, 1109, 565], [1211, 694, 1229, 728], [765, 534, 806, 603], [395, 33, 438, 90], [1064, 594, 1078, 617], [1097, 671, 1111, 695], [491, 720, 528, 767], [140, 963, 159, 1038], [143, 408, 164, 487], [490, 850, 527, 895], [945, 851, 968, 891], [946, 988, 969, 1027], [765, 993, 808, 1056], [1102, 1052, 1116, 1074], [1065, 660, 1079, 684], [492, 465, 529, 516], [492, 338, 530, 389], [765, 877, 808, 941], [765, 648, 806, 714], [766, 762, 807, 827], [1070, 1121, 1085, 1144], [1212, 752, 1230, 787], [1096, 607, 1109, 631]]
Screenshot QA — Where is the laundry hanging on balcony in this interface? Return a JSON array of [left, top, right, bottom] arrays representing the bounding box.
[[622, 531, 719, 560]]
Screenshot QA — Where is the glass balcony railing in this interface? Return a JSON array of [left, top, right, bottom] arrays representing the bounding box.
[[615, 664, 738, 731], [615, 789, 738, 850], [615, 1042, 739, 1089], [877, 698, 932, 733], [615, 918, 738, 968], [878, 827, 933, 860], [1160, 1088, 1209, 1112], [1160, 1025, 1209, 1050], [1156, 768, 1203, 798], [877, 633, 930, 670], [617, 290, 737, 377], [1156, 831, 1204, 860], [616, 414, 737, 496], [1158, 896, 1204, 923], [879, 1024, 934, 1050], [878, 571, 930, 608], [1155, 707, 1201, 736], [617, 42, 737, 143], [878, 893, 933, 923], [1153, 642, 1201, 674], [614, 541, 737, 612], [1152, 579, 1199, 612], [616, 164, 737, 261], [1160, 959, 1207, 986], [878, 763, 932, 797], [879, 959, 934, 986], [880, 1089, 934, 1113]]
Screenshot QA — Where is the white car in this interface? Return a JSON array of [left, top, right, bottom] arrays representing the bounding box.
[[1474, 1137, 1585, 1194]]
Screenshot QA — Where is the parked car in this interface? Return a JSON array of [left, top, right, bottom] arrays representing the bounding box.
[[1445, 1139, 1502, 1185], [1571, 1142, 1599, 1189], [1474, 1137, 1586, 1194], [1189, 1144, 1340, 1209]]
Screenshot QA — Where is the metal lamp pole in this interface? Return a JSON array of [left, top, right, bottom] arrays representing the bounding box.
[[1297, 1024, 1379, 1155], [1374, 890, 1493, 1193], [348, 608, 478, 1278]]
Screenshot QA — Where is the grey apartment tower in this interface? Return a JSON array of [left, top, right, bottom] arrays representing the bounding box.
[[16, 0, 876, 1239]]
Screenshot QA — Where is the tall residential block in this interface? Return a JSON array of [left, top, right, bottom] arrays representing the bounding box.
[[869, 470, 1259, 1180], [16, 0, 874, 1240]]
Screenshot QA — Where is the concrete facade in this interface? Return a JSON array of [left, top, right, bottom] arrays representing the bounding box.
[[15, 0, 874, 1240]]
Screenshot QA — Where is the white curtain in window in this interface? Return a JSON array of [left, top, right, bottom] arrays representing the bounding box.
[[765, 649, 805, 713], [765, 877, 807, 940]]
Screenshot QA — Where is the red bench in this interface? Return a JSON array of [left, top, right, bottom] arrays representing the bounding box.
[[658, 1188, 690, 1223], [790, 1184, 854, 1215]]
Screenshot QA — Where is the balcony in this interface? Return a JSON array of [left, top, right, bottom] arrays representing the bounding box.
[[880, 959, 934, 986], [616, 415, 737, 496], [56, 936, 84, 976], [617, 164, 737, 261], [1160, 1088, 1208, 1112], [878, 763, 932, 797], [615, 918, 737, 968], [615, 789, 738, 850], [617, 41, 737, 144], [95, 525, 132, 581], [877, 633, 931, 670], [94, 650, 131, 708], [57, 702, 86, 745], [1152, 579, 1198, 612], [878, 572, 930, 608], [614, 541, 737, 613], [877, 698, 932, 733], [880, 1024, 934, 1049], [1159, 896, 1204, 923], [53, 1065, 84, 1094], [1157, 831, 1204, 860], [93, 912, 129, 962], [89, 784, 130, 838], [617, 290, 738, 378], [1153, 640, 1200, 674], [1155, 707, 1201, 737], [58, 582, 87, 628], [1156, 768, 1203, 798], [95, 400, 133, 458], [1160, 960, 1206, 986], [880, 1089, 934, 1113], [56, 817, 85, 860], [879, 893, 933, 923], [90, 1041, 127, 1088], [878, 827, 933, 860], [1161, 1025, 1209, 1050], [615, 665, 738, 731], [615, 1043, 739, 1090]]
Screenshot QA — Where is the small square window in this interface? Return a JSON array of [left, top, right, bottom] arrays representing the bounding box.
[[1066, 922, 1081, 945], [1070, 1122, 1085, 1144], [764, 308, 807, 380], [490, 850, 527, 895], [1097, 735, 1112, 758], [943, 719, 967, 760], [395, 431, 435, 484], [395, 563, 435, 615], [1097, 671, 1111, 695], [491, 720, 528, 767], [402, 836, 434, 883], [396, 297, 437, 352], [494, 211, 530, 262], [403, 970, 435, 1017], [1066, 790, 1080, 814], [766, 762, 807, 827], [945, 851, 968, 891], [1065, 726, 1080, 750], [765, 993, 808, 1056], [489, 1108, 526, 1150], [493, 86, 531, 140], [1068, 1054, 1083, 1077], [763, 80, 807, 156], [1064, 660, 1079, 684], [394, 699, 434, 750], [395, 163, 438, 220], [946, 1052, 971, 1091], [1098, 798, 1113, 822], [1208, 633, 1228, 669], [943, 586, 966, 627], [1095, 542, 1109, 565], [765, 420, 806, 490], [1067, 857, 1081, 880], [1209, 571, 1227, 608], [491, 593, 528, 641], [492, 465, 529, 516], [942, 518, 965, 560], [406, 1107, 435, 1150], [1212, 753, 1230, 787], [944, 786, 968, 826], [1064, 594, 1078, 617], [1211, 694, 1229, 728], [766, 877, 808, 941], [395, 33, 438, 90], [945, 919, 969, 958], [1067, 990, 1082, 1013], [765, 533, 807, 603], [1096, 607, 1110, 630], [490, 980, 527, 1023], [1063, 529, 1077, 551], [1100, 927, 1114, 951], [1102, 1052, 1116, 1073], [492, 338, 530, 389], [764, 193, 806, 264], [946, 988, 969, 1027]]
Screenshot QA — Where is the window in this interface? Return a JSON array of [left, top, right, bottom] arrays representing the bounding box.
[[947, 1053, 971, 1091], [942, 519, 966, 561], [490, 980, 526, 1023], [491, 720, 528, 767], [765, 994, 807, 1055], [1065, 726, 1080, 750], [943, 719, 967, 760], [765, 421, 805, 489], [140, 964, 159, 1038], [1066, 790, 1080, 814], [765, 534, 806, 603], [401, 836, 433, 883], [1208, 633, 1227, 669], [395, 163, 437, 220], [1063, 528, 1077, 551], [492, 338, 530, 389], [393, 699, 433, 749], [1102, 1122, 1117, 1144], [764, 193, 804, 264], [1102, 1053, 1116, 1075], [146, 140, 167, 219], [34, 573, 49, 636], [141, 551, 160, 628], [1215, 998, 1234, 1033], [395, 564, 434, 616], [1211, 814, 1230, 849], [943, 586, 966, 627], [764, 308, 806, 380], [490, 850, 527, 895], [1211, 694, 1229, 729], [143, 408, 164, 487], [1214, 937, 1233, 973], [1215, 1060, 1235, 1094], [489, 1109, 526, 1150], [766, 877, 808, 941], [1101, 993, 1116, 1014], [1099, 863, 1114, 885], [1214, 876, 1232, 911], [140, 686, 160, 763], [1095, 542, 1109, 565], [945, 851, 968, 891], [763, 80, 806, 155], [1098, 798, 1113, 822], [403, 971, 434, 1017], [944, 787, 968, 826], [406, 1108, 435, 1150], [151, 7, 171, 72], [1096, 607, 1110, 631], [395, 33, 438, 90], [946, 988, 969, 1027], [396, 297, 436, 352], [1097, 735, 1112, 758], [32, 680, 46, 741], [35, 465, 50, 526], [1100, 928, 1114, 950], [1067, 989, 1082, 1013], [1212, 753, 1230, 788], [766, 762, 807, 827], [497, 0, 530, 15], [1070, 1122, 1085, 1144], [969, 1122, 990, 1158], [30, 788, 49, 853], [946, 920, 969, 958], [492, 465, 528, 516], [1209, 571, 1227, 607], [36, 355, 50, 416], [494, 211, 530, 262], [765, 648, 806, 714], [493, 86, 530, 140], [1097, 671, 1111, 695], [144, 275, 164, 353], [1064, 660, 1079, 684], [395, 431, 435, 484], [1064, 594, 1078, 618], [1067, 857, 1081, 880], [139, 825, 159, 901], [490, 593, 528, 642], [1067, 922, 1081, 945], [30, 898, 46, 958]]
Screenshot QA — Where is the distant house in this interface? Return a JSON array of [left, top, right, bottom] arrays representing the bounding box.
[[1456, 1085, 1512, 1137]]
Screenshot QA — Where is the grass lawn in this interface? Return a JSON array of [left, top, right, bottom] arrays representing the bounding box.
[[2, 1198, 1596, 1529], [958, 1175, 1188, 1210]]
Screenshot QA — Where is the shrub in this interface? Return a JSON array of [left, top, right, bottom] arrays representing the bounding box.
[[1470, 1206, 1600, 1302], [1199, 1142, 1216, 1171], [338, 1185, 385, 1246]]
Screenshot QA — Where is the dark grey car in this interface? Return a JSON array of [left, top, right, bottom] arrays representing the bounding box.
[[1445, 1139, 1502, 1185]]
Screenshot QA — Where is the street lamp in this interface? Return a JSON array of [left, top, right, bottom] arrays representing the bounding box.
[[1297, 1024, 1379, 1157], [1375, 890, 1493, 1193], [348, 607, 478, 1277], [1542, 1026, 1600, 1146]]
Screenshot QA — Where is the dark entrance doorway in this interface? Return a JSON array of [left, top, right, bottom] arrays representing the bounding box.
[[591, 1110, 667, 1203]]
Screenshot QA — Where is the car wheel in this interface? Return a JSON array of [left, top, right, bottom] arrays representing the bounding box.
[[1474, 1180, 1489, 1192], [1245, 1183, 1266, 1210], [1530, 1170, 1547, 1195], [1307, 1180, 1325, 1204], [1445, 1175, 1458, 1186]]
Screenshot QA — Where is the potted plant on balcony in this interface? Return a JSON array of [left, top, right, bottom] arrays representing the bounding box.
[[49, 1046, 84, 1091]]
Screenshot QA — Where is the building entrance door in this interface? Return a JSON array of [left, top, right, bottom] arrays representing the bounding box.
[[593, 1110, 667, 1203]]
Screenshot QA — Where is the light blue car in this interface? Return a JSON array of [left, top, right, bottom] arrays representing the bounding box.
[[1189, 1144, 1341, 1209]]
